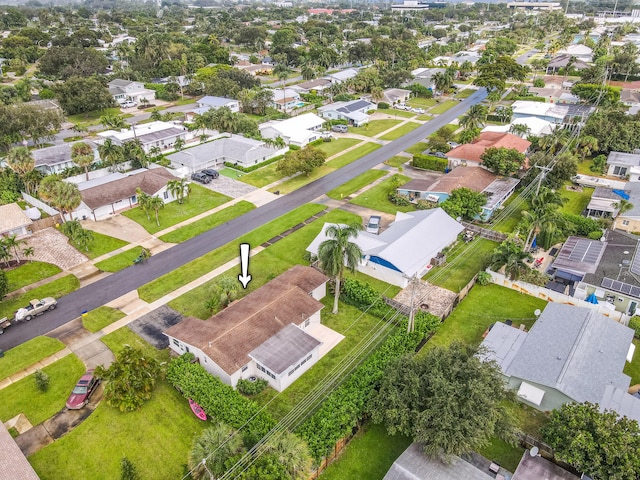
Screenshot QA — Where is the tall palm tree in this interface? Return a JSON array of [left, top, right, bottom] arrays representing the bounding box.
[[135, 187, 151, 221], [100, 114, 129, 130], [98, 139, 124, 172], [148, 196, 164, 227], [459, 104, 487, 130], [166, 178, 187, 204], [433, 71, 453, 94], [613, 199, 634, 218], [3, 234, 25, 262], [508, 123, 531, 138], [539, 126, 570, 154], [578, 135, 599, 161], [50, 181, 82, 222], [317, 223, 363, 314], [490, 241, 533, 281], [6, 146, 35, 193], [188, 424, 244, 480]]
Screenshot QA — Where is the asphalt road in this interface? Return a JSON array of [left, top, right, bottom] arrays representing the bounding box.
[[0, 88, 487, 351], [515, 48, 538, 66]]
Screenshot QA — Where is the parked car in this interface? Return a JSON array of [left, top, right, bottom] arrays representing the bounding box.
[[201, 169, 219, 179], [433, 152, 447, 158], [14, 297, 57, 321], [366, 215, 381, 234], [66, 370, 100, 409], [395, 104, 411, 111], [191, 172, 211, 184], [412, 108, 425, 114], [121, 100, 137, 108], [331, 124, 348, 133]]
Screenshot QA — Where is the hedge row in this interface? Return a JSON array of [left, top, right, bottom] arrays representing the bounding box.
[[166, 354, 276, 447], [224, 154, 284, 173], [296, 315, 438, 463], [411, 153, 448, 172]]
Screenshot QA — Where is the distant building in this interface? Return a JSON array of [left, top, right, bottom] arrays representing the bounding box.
[[259, 113, 325, 147], [318, 99, 375, 126], [32, 141, 100, 175], [186, 96, 241, 120], [97, 121, 191, 154], [107, 79, 155, 104], [324, 68, 359, 84], [446, 132, 531, 169], [507, 1, 561, 10]]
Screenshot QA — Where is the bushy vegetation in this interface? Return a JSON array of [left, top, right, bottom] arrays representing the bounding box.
[[237, 378, 269, 396], [411, 153, 448, 172]]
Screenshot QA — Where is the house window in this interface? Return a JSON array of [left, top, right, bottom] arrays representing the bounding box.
[[163, 191, 168, 200], [289, 369, 295, 376], [242, 365, 248, 372], [623, 220, 630, 226], [307, 354, 312, 361], [614, 166, 628, 176], [304, 318, 310, 327], [172, 339, 180, 347]]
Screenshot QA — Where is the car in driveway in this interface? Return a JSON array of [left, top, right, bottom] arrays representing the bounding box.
[[191, 172, 211, 184], [66, 370, 100, 409], [366, 215, 381, 234], [121, 100, 137, 108], [14, 297, 57, 321], [201, 169, 219, 179], [331, 124, 348, 133]]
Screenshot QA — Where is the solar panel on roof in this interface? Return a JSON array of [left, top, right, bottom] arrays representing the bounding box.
[[601, 277, 640, 299]]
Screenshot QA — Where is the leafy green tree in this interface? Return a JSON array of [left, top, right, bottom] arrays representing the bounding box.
[[542, 402, 640, 480], [5, 146, 34, 193], [53, 76, 116, 115], [0, 271, 8, 299], [34, 369, 49, 392], [276, 146, 326, 177], [458, 127, 481, 145], [95, 346, 161, 412], [441, 187, 487, 220], [317, 223, 363, 314], [590, 154, 607, 174], [368, 342, 517, 461], [571, 83, 621, 106], [120, 456, 139, 480], [189, 423, 245, 480], [38, 46, 108, 79], [480, 147, 525, 176], [490, 240, 533, 280], [100, 114, 129, 130]]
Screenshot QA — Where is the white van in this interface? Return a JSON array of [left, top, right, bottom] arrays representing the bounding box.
[[366, 215, 381, 234]]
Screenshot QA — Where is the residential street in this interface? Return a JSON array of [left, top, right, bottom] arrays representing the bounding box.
[[0, 88, 486, 351]]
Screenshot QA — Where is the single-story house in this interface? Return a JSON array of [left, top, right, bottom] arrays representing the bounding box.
[[269, 88, 302, 112], [482, 116, 555, 137], [0, 203, 32, 237], [614, 182, 640, 232], [324, 67, 359, 84], [549, 235, 607, 285], [546, 54, 590, 74], [167, 135, 285, 173], [512, 450, 580, 480], [512, 101, 594, 126], [186, 96, 240, 120], [318, 99, 375, 126], [606, 151, 640, 178], [259, 113, 325, 147], [407, 67, 445, 90], [289, 78, 332, 94], [480, 303, 636, 414], [446, 132, 531, 169], [557, 44, 593, 62], [381, 88, 411, 105], [32, 141, 100, 175], [97, 121, 191, 154], [397, 167, 520, 220], [107, 79, 155, 104], [28, 99, 63, 116], [72, 167, 179, 221], [306, 209, 464, 288], [585, 186, 624, 218], [237, 64, 273, 76], [164, 266, 338, 392], [528, 87, 580, 104], [621, 89, 640, 114]]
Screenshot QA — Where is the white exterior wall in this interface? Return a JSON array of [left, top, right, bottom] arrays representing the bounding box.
[[272, 344, 321, 392], [310, 282, 326, 301], [358, 262, 408, 288], [166, 336, 235, 386]]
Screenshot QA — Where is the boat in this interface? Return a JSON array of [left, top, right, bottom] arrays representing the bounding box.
[[189, 399, 207, 421]]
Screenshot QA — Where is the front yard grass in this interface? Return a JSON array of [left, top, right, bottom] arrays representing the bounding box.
[[82, 232, 128, 260], [81, 306, 126, 333], [327, 170, 387, 200], [350, 174, 416, 214], [5, 262, 62, 293], [384, 156, 408, 168], [325, 142, 381, 169], [624, 338, 640, 385], [29, 381, 207, 480], [269, 165, 334, 195], [430, 99, 459, 115], [94, 249, 141, 273], [0, 336, 66, 381], [559, 183, 593, 216], [379, 122, 421, 141], [239, 161, 283, 187], [0, 275, 80, 321], [576, 159, 596, 176], [138, 204, 326, 303], [384, 109, 417, 118], [101, 326, 170, 363], [350, 119, 401, 137], [424, 238, 498, 292], [408, 97, 437, 109], [315, 138, 361, 157], [0, 354, 84, 426], [67, 107, 124, 128], [404, 141, 429, 156], [121, 184, 230, 235], [320, 423, 411, 480], [455, 89, 476, 99], [219, 167, 244, 179], [159, 201, 256, 243]]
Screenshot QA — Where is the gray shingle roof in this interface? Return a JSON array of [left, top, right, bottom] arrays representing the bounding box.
[[0, 422, 40, 480], [249, 323, 321, 374], [197, 96, 237, 107], [167, 136, 274, 169], [599, 385, 640, 423], [607, 151, 640, 167], [32, 141, 97, 167]]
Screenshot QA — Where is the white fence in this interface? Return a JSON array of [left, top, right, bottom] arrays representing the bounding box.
[[486, 270, 628, 323], [21, 192, 58, 217], [65, 161, 133, 185]]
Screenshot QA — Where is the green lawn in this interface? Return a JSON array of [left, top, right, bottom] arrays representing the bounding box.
[[239, 161, 283, 188], [405, 142, 429, 156], [455, 89, 476, 99], [315, 138, 361, 157], [384, 109, 417, 118], [408, 97, 437, 109], [219, 167, 245, 179], [430, 100, 459, 115], [624, 338, 640, 385], [576, 159, 597, 176], [0, 355, 84, 426], [384, 156, 408, 168], [82, 232, 128, 260], [416, 114, 433, 121], [424, 238, 498, 293], [478, 438, 524, 472], [67, 107, 124, 128], [29, 381, 207, 480], [101, 326, 169, 363], [320, 423, 411, 480], [5, 262, 62, 293], [492, 193, 528, 233], [81, 306, 126, 333], [350, 175, 416, 214], [269, 165, 334, 195], [423, 284, 547, 350], [559, 183, 593, 216], [0, 337, 66, 381], [327, 170, 387, 200], [94, 249, 141, 273], [159, 201, 256, 243], [0, 275, 80, 321], [121, 184, 230, 235], [138, 204, 326, 303], [325, 143, 381, 169], [350, 120, 402, 137], [379, 122, 421, 141]]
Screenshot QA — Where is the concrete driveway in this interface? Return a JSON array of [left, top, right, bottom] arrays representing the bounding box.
[[24, 228, 88, 271], [81, 215, 150, 243], [203, 175, 258, 199]]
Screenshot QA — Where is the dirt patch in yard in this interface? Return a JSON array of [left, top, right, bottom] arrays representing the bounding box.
[[127, 305, 183, 350]]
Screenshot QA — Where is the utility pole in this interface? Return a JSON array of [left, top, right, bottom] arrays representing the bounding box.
[[406, 274, 419, 333], [534, 164, 552, 195]]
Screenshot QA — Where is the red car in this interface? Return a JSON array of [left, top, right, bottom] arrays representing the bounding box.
[[66, 370, 100, 409]]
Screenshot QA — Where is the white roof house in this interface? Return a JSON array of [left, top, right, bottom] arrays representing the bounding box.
[[306, 209, 464, 288], [557, 44, 593, 61], [318, 99, 375, 127], [324, 67, 359, 84], [512, 100, 569, 124], [97, 121, 191, 153], [188, 96, 240, 117], [259, 113, 325, 147], [482, 116, 555, 137]]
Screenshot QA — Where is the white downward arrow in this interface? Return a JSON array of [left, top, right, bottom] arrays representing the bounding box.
[[238, 243, 252, 289]]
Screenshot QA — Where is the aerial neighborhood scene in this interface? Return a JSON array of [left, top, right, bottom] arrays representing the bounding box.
[[3, 0, 640, 478]]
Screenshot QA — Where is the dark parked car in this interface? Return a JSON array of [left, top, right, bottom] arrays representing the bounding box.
[[66, 370, 100, 409], [201, 169, 219, 179], [191, 172, 211, 184]]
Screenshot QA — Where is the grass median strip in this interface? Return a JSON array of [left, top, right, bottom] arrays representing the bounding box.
[[81, 306, 126, 333], [430, 99, 459, 114], [6, 262, 62, 293], [350, 119, 401, 137], [327, 170, 387, 200], [325, 143, 381, 169], [95, 249, 141, 273], [0, 336, 66, 381], [0, 275, 80, 321], [315, 138, 361, 157], [159, 201, 256, 243]]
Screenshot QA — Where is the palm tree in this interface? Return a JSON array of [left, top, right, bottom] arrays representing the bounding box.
[[578, 135, 599, 161], [100, 114, 129, 130], [213, 276, 239, 309], [135, 188, 152, 221], [0, 241, 11, 267], [188, 424, 244, 480], [370, 86, 384, 103], [50, 181, 82, 222], [459, 104, 487, 130], [173, 138, 185, 151], [539, 126, 570, 154], [509, 123, 531, 138], [613, 199, 634, 218], [6, 146, 35, 193], [490, 241, 533, 281], [22, 246, 34, 263], [433, 71, 453, 94], [263, 431, 312, 480], [123, 140, 148, 169], [301, 63, 316, 81], [3, 234, 25, 262], [98, 139, 124, 172], [166, 178, 188, 204], [148, 196, 164, 227], [317, 223, 363, 314]]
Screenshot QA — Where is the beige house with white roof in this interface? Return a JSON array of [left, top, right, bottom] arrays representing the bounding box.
[[0, 204, 33, 237]]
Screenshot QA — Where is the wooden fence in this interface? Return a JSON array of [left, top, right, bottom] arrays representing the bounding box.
[[462, 221, 507, 242], [29, 215, 62, 232]]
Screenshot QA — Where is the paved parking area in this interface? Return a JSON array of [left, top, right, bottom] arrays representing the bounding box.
[[204, 175, 258, 198], [127, 305, 183, 349], [24, 228, 88, 270]]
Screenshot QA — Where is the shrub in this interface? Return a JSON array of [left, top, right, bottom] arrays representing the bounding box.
[[237, 378, 269, 396], [629, 316, 640, 337], [0, 271, 7, 299], [411, 154, 448, 172], [562, 213, 602, 237], [388, 192, 412, 206], [533, 78, 545, 88], [415, 199, 437, 210], [35, 369, 50, 392], [476, 271, 492, 286], [426, 140, 451, 153], [334, 93, 355, 102], [378, 102, 390, 109], [39, 88, 55, 99], [587, 230, 603, 240], [144, 83, 178, 101], [224, 154, 284, 173]]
